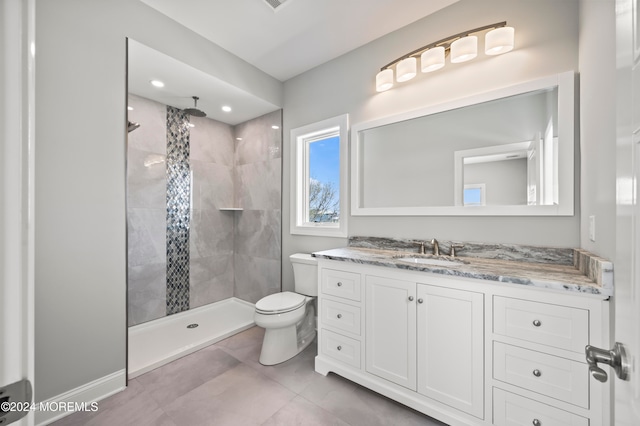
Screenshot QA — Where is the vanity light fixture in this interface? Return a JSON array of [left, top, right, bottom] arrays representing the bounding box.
[[375, 21, 514, 92]]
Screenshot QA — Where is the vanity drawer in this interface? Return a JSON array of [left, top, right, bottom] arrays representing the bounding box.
[[321, 329, 361, 369], [493, 388, 589, 426], [493, 296, 589, 353], [321, 269, 361, 301], [493, 342, 589, 408], [321, 299, 361, 336]]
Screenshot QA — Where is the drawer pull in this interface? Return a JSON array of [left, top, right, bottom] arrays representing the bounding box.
[[417, 298, 424, 304], [533, 319, 542, 327], [337, 314, 342, 319], [337, 282, 343, 287], [532, 369, 542, 377], [337, 345, 342, 351], [532, 419, 541, 426], [408, 296, 414, 301]]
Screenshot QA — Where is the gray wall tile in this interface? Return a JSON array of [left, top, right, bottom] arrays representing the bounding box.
[[128, 94, 167, 155]]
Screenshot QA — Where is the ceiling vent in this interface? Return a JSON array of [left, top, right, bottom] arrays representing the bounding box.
[[263, 0, 289, 11]]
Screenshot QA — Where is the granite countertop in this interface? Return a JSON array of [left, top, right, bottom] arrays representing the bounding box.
[[312, 240, 613, 297]]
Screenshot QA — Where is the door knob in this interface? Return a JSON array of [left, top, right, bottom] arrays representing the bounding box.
[[585, 342, 629, 382]]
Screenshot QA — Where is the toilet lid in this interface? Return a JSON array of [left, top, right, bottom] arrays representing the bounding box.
[[255, 292, 306, 314]]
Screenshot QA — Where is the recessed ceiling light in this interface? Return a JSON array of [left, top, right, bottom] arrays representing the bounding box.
[[272, 125, 280, 129], [127, 106, 133, 111], [222, 105, 232, 112], [236, 137, 243, 141], [150, 79, 165, 88]]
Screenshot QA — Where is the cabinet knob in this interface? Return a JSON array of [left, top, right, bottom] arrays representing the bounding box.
[[533, 369, 542, 377], [337, 282, 343, 287], [337, 314, 342, 319], [408, 296, 414, 301], [337, 345, 342, 351], [533, 319, 542, 327], [417, 298, 424, 304], [532, 419, 541, 426]]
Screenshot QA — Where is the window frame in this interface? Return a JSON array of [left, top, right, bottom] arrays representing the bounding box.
[[290, 114, 348, 237]]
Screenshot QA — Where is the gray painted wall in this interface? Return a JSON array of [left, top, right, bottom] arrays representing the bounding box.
[[578, 0, 616, 260], [35, 0, 282, 402], [282, 0, 583, 291]]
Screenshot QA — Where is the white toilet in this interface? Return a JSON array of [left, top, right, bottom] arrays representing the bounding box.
[[254, 253, 318, 365]]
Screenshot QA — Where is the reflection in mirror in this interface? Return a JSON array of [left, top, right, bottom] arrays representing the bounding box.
[[351, 72, 574, 216]]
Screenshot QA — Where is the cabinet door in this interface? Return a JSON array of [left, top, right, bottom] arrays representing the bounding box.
[[417, 284, 484, 419], [365, 275, 416, 390]]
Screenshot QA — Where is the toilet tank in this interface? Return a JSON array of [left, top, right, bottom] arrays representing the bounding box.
[[290, 253, 318, 296]]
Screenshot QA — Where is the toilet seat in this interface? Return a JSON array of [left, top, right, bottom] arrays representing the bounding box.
[[255, 292, 307, 315]]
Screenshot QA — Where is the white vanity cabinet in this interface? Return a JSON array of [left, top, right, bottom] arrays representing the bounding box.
[[315, 259, 611, 426], [365, 275, 417, 390], [364, 275, 484, 418]]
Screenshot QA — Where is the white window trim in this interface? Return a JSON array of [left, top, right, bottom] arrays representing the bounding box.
[[290, 114, 348, 237]]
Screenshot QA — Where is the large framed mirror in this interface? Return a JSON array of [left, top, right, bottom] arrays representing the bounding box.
[[351, 71, 575, 216]]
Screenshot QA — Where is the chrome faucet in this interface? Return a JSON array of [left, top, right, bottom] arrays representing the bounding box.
[[430, 238, 440, 256]]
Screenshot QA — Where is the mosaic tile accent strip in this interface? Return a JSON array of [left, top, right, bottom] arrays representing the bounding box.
[[166, 106, 191, 315]]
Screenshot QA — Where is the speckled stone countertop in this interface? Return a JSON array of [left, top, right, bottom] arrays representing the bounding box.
[[312, 237, 613, 297]]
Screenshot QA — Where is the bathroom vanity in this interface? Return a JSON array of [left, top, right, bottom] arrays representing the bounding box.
[[313, 239, 612, 426]]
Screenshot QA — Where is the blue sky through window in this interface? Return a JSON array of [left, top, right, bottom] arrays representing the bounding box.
[[309, 136, 340, 220], [309, 136, 340, 187]]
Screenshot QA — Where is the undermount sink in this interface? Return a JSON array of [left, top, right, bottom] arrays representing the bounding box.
[[392, 254, 465, 267]]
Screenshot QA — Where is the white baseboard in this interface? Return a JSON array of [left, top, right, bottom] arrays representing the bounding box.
[[35, 369, 126, 426]]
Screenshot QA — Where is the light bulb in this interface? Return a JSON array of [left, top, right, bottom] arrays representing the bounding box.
[[376, 69, 394, 92], [450, 36, 478, 63], [421, 47, 445, 73], [485, 27, 515, 55], [396, 57, 417, 82]]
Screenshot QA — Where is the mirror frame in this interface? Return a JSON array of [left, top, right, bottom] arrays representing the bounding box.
[[350, 71, 575, 216]]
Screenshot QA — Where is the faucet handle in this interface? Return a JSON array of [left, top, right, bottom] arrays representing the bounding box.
[[450, 244, 465, 257], [416, 241, 426, 254]]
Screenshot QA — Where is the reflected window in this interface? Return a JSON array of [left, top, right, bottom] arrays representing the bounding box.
[[463, 184, 486, 206]]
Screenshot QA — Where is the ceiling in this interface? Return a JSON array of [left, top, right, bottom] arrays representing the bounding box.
[[129, 0, 459, 125], [128, 39, 280, 126], [140, 0, 459, 82]]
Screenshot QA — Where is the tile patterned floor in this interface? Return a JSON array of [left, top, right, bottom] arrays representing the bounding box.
[[52, 327, 446, 426]]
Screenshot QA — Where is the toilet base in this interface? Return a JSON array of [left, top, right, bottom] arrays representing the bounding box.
[[258, 305, 316, 365]]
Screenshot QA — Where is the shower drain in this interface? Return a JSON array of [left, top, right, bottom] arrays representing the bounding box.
[[186, 323, 199, 329]]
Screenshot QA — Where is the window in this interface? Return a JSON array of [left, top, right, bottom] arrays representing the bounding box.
[[463, 184, 486, 206], [291, 114, 348, 237]]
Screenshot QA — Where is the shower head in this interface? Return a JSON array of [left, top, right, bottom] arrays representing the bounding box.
[[183, 96, 206, 117], [128, 120, 140, 133]]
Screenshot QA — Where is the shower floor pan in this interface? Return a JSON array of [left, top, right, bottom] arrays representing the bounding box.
[[128, 297, 255, 379]]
